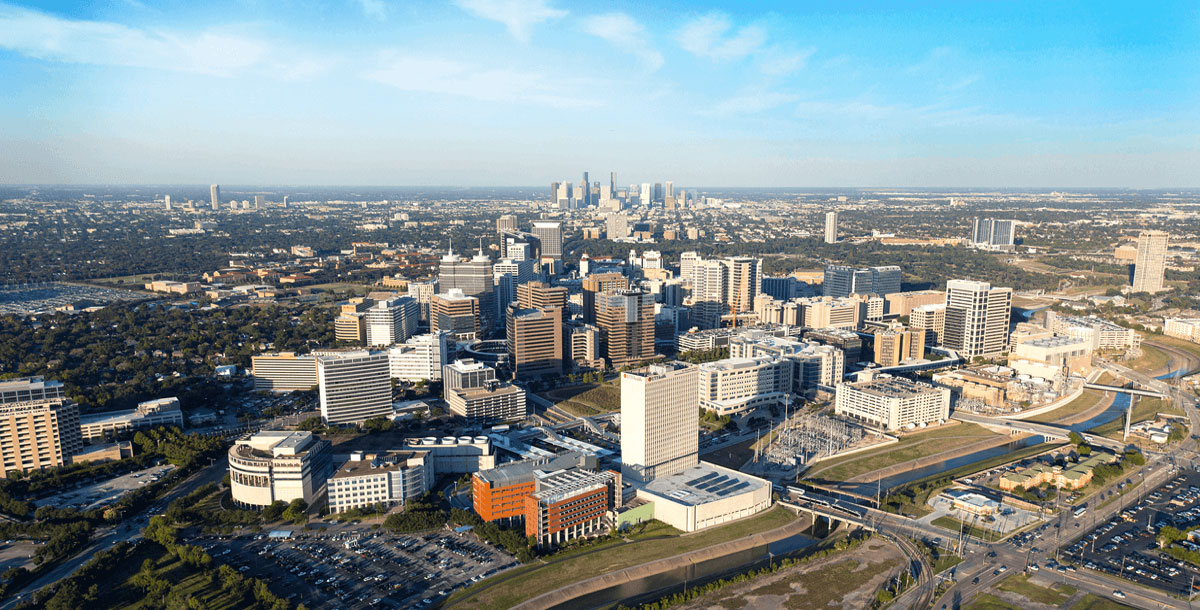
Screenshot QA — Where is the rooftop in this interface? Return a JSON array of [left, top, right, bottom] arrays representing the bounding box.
[[640, 462, 768, 507], [330, 451, 427, 480], [843, 375, 942, 398]]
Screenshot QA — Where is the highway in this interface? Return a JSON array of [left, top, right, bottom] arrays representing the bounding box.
[[0, 457, 230, 610]]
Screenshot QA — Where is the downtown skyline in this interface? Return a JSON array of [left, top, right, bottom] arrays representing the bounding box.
[[0, 1, 1198, 187]]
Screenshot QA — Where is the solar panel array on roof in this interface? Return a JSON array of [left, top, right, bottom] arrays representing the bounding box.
[[685, 471, 721, 487]]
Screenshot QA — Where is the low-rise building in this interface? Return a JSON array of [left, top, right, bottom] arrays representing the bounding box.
[[251, 352, 318, 393], [1007, 336, 1091, 379], [697, 356, 791, 415], [525, 468, 621, 546], [404, 435, 496, 474], [635, 462, 771, 533], [228, 431, 334, 507], [834, 374, 950, 431], [472, 452, 593, 521], [326, 451, 431, 514], [1046, 312, 1140, 351], [78, 397, 184, 440], [999, 452, 1116, 492], [1165, 318, 1200, 343]]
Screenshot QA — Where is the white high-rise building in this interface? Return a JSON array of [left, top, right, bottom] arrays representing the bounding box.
[[387, 332, 452, 381], [364, 297, 419, 347], [531, 221, 563, 260], [315, 350, 392, 425], [210, 184, 220, 210], [943, 280, 1012, 359], [697, 356, 791, 416], [834, 375, 950, 431], [640, 183, 651, 207], [620, 362, 698, 484], [824, 211, 838, 244], [493, 259, 535, 323], [1132, 230, 1168, 294]]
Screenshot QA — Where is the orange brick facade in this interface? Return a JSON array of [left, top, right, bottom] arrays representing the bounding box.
[[471, 474, 535, 521]]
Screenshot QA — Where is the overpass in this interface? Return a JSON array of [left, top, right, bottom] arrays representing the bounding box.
[[952, 412, 1127, 451], [1083, 383, 1166, 399]]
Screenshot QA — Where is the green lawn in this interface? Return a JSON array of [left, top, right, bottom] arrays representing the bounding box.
[[104, 544, 255, 610], [964, 593, 1022, 609], [806, 423, 1001, 482], [931, 516, 1003, 542], [1127, 344, 1171, 374], [997, 574, 1076, 605], [1146, 336, 1200, 370], [444, 505, 797, 610], [544, 382, 622, 415], [1071, 593, 1137, 610], [1027, 389, 1108, 424]]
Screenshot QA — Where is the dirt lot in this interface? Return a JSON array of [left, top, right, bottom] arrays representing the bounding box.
[[672, 536, 903, 610]]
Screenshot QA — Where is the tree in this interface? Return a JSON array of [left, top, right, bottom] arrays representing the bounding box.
[[1068, 431, 1085, 446], [262, 500, 287, 522]]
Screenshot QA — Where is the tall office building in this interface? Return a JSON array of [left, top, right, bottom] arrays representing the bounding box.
[[387, 332, 452, 382], [507, 305, 564, 379], [582, 272, 629, 324], [364, 296, 420, 347], [431, 289, 481, 341], [315, 350, 392, 425], [252, 352, 318, 392], [971, 218, 1016, 250], [620, 362, 699, 484], [210, 184, 220, 210], [823, 265, 902, 297], [582, 172, 591, 207], [163, 195, 172, 210], [531, 221, 563, 260], [824, 211, 838, 244], [664, 181, 674, 200], [438, 243, 494, 326], [639, 183, 651, 207], [943, 279, 1012, 359], [0, 377, 82, 477], [910, 303, 947, 345], [496, 214, 518, 236], [1131, 230, 1168, 294], [516, 281, 568, 310], [873, 326, 926, 367], [689, 258, 728, 329], [724, 257, 762, 314], [406, 279, 438, 323], [596, 289, 655, 367], [493, 259, 536, 324], [606, 214, 629, 239], [253, 195, 263, 209]]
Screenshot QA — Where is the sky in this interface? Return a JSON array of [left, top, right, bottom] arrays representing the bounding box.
[[0, 1, 1198, 187]]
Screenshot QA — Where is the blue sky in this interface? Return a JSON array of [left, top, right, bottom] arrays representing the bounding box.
[[1, 1, 1197, 187]]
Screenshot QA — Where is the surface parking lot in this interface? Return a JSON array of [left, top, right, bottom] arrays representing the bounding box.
[[33, 464, 175, 511], [198, 530, 517, 609], [1061, 469, 1200, 596]]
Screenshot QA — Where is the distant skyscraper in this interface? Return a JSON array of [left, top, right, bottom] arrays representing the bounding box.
[[723, 256, 762, 313], [610, 171, 617, 200], [496, 214, 517, 237], [824, 211, 838, 244], [665, 181, 674, 200], [1132, 230, 1168, 293], [164, 195, 171, 210], [282, 195, 288, 208], [582, 171, 590, 207], [639, 183, 651, 207], [971, 218, 1016, 250], [254, 195, 263, 209], [210, 184, 220, 211], [531, 221, 562, 260], [943, 279, 1012, 359], [493, 258, 535, 323], [620, 362, 699, 484], [653, 183, 663, 204]]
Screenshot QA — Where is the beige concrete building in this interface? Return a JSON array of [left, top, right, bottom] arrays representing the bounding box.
[[796, 296, 859, 330], [620, 362, 698, 484], [873, 326, 926, 367], [944, 280, 1012, 359], [326, 451, 431, 514], [697, 356, 791, 416], [0, 378, 82, 477], [596, 289, 655, 367], [582, 272, 629, 324], [1131, 230, 1168, 294], [1165, 318, 1200, 343], [228, 430, 333, 507], [315, 350, 392, 425], [507, 305, 564, 379], [834, 375, 950, 431], [78, 397, 184, 440], [1007, 336, 1092, 379], [251, 352, 319, 392], [910, 303, 946, 345], [885, 290, 945, 317], [431, 289, 481, 341], [636, 462, 770, 532]]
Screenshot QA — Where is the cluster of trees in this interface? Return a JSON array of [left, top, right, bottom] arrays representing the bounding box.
[[0, 303, 332, 410], [132, 426, 225, 469], [449, 508, 536, 563], [678, 347, 730, 364], [383, 494, 447, 534], [699, 409, 734, 433]]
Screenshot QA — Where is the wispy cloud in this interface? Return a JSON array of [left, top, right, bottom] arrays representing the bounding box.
[[675, 12, 766, 61], [356, 0, 387, 20], [363, 52, 597, 108], [0, 3, 268, 76], [581, 12, 663, 71], [452, 0, 566, 42], [756, 46, 815, 77], [705, 91, 800, 117]]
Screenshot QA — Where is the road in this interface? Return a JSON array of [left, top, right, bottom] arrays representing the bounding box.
[[0, 457, 230, 610]]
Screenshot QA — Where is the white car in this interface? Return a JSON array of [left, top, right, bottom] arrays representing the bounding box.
[[1113, 590, 1126, 599]]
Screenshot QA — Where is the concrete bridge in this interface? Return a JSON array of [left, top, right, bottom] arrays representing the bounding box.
[[1083, 383, 1166, 399], [952, 412, 1127, 451]]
